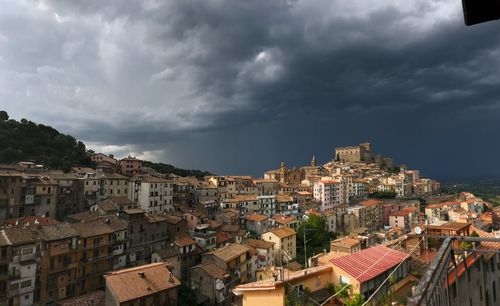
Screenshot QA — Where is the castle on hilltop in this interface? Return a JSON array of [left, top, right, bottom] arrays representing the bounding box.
[[334, 142, 373, 163]]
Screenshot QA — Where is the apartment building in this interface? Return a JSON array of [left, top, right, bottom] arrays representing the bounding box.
[[313, 180, 346, 211], [261, 227, 296, 262], [104, 262, 180, 306], [38, 223, 79, 305], [71, 221, 113, 295], [1, 228, 38, 306], [129, 175, 173, 213], [97, 173, 129, 202], [190, 262, 231, 305], [118, 156, 142, 176], [202, 243, 252, 283]]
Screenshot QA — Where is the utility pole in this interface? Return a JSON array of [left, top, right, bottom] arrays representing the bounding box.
[[304, 226, 307, 269], [303, 227, 314, 269]]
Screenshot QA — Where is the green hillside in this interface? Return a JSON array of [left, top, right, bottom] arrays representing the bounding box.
[[0, 110, 212, 177]]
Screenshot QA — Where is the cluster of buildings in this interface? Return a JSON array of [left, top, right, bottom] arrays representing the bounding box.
[[0, 143, 498, 306]]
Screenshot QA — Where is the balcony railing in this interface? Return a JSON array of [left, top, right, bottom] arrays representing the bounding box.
[[408, 236, 500, 306]]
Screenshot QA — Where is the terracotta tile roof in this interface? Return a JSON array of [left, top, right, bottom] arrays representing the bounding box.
[[470, 226, 500, 250], [212, 243, 251, 262], [71, 221, 114, 238], [245, 239, 274, 250], [426, 201, 460, 209], [297, 191, 312, 196], [105, 263, 180, 303], [2, 227, 37, 245], [0, 230, 9, 246], [330, 237, 360, 248], [267, 226, 296, 239], [39, 223, 79, 241], [4, 216, 58, 227], [253, 179, 279, 183], [245, 214, 268, 222], [329, 245, 408, 283], [154, 247, 180, 259], [426, 222, 470, 231], [131, 174, 168, 183], [175, 236, 196, 247], [221, 225, 241, 233], [195, 263, 229, 280], [273, 214, 296, 225], [234, 265, 332, 292], [276, 195, 294, 203], [360, 199, 384, 207], [319, 180, 340, 184], [389, 208, 413, 217], [163, 215, 183, 225], [66, 211, 101, 222], [123, 208, 146, 215], [216, 231, 232, 244], [56, 290, 105, 306]]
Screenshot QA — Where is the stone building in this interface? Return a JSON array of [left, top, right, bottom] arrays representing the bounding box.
[[104, 262, 180, 306], [335, 142, 373, 163]]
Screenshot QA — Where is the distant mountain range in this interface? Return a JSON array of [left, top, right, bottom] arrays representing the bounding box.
[[0, 110, 212, 178], [442, 177, 500, 206]]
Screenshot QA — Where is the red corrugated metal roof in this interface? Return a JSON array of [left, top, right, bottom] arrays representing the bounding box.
[[329, 245, 407, 283]]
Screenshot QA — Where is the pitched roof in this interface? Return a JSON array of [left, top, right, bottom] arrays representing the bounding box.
[[2, 227, 37, 245], [267, 226, 296, 239], [154, 247, 180, 259], [4, 216, 58, 227], [273, 214, 296, 225], [39, 223, 79, 241], [329, 245, 408, 283], [194, 263, 229, 280], [56, 290, 105, 306], [212, 243, 250, 262], [234, 265, 332, 292], [216, 231, 232, 244], [163, 215, 183, 225], [245, 214, 268, 222], [330, 237, 360, 248], [426, 201, 460, 209], [245, 239, 275, 250], [105, 263, 180, 303], [360, 199, 384, 207], [71, 221, 114, 238], [175, 237, 196, 247]]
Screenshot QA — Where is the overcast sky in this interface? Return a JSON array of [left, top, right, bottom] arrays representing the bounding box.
[[1, 0, 499, 179]]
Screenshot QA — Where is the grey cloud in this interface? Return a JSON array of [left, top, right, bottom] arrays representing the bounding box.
[[1, 0, 500, 178]]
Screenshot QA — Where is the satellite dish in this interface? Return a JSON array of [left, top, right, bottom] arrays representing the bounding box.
[[415, 226, 422, 235]]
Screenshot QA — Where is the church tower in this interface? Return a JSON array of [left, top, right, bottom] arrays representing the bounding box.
[[311, 155, 317, 167]]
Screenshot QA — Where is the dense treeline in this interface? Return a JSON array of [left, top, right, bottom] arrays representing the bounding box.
[[142, 160, 213, 179], [0, 111, 92, 171], [0, 110, 213, 177]]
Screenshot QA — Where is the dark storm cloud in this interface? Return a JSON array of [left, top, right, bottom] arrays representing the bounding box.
[[1, 0, 499, 177]]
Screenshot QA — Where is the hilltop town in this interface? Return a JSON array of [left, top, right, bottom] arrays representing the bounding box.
[[0, 142, 499, 306]]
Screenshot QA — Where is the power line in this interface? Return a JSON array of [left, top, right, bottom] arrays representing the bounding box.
[[362, 236, 425, 306], [316, 240, 406, 306]]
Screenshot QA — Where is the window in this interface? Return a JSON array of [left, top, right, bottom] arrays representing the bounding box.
[[20, 280, 31, 288], [21, 248, 33, 255]]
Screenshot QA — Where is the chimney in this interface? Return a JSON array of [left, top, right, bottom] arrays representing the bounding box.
[[168, 271, 174, 283]]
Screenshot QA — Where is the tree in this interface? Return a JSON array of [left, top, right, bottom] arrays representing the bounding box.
[[297, 215, 336, 266], [0, 110, 8, 121], [345, 294, 364, 306]]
